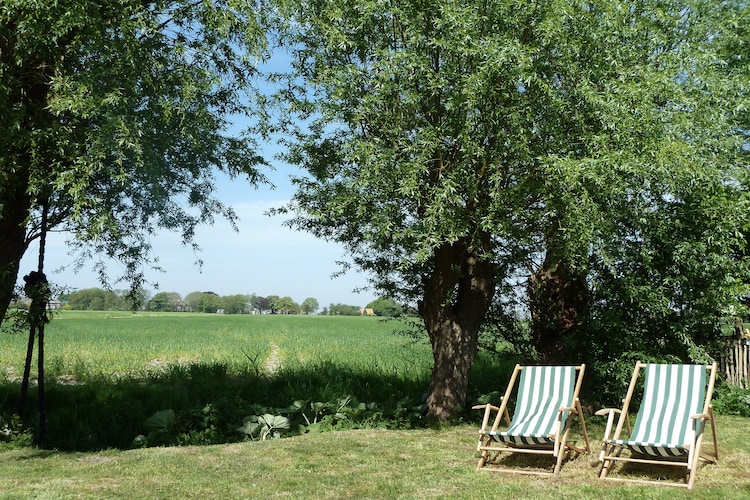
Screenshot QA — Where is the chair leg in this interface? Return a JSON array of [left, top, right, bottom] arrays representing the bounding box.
[[687, 466, 698, 490], [476, 445, 490, 470], [476, 436, 489, 470], [687, 430, 706, 489], [575, 400, 591, 453], [553, 448, 567, 475], [705, 407, 719, 462], [553, 427, 574, 475], [599, 445, 615, 479]]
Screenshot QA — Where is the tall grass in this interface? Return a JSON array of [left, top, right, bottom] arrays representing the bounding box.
[[0, 312, 514, 451], [2, 312, 430, 379]]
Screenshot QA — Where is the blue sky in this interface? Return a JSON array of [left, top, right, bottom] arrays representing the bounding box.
[[17, 50, 379, 310], [19, 165, 378, 310]]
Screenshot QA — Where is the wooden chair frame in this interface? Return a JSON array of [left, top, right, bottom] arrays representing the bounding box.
[[472, 364, 590, 475], [596, 361, 718, 489]]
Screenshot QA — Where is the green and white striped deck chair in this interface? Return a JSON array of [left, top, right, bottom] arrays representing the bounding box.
[[596, 362, 718, 489], [472, 364, 590, 475]]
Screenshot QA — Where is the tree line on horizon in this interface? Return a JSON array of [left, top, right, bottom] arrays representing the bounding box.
[[44, 288, 405, 317]]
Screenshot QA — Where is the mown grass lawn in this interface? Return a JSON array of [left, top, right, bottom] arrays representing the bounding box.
[[1, 417, 749, 499]]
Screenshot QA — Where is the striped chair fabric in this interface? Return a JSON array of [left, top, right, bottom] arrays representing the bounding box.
[[612, 364, 706, 457], [486, 365, 576, 446]]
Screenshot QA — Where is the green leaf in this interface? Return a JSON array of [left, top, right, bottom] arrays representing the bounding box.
[[144, 409, 175, 431]]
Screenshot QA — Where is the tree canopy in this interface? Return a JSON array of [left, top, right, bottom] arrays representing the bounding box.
[[147, 291, 183, 312], [271, 0, 749, 417], [301, 297, 319, 314], [366, 297, 404, 318], [0, 0, 268, 321]]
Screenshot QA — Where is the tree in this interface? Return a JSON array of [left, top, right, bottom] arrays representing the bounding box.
[[275, 296, 299, 314], [301, 297, 319, 315], [265, 295, 299, 314], [198, 292, 223, 313], [256, 296, 270, 314], [148, 292, 182, 312], [247, 293, 260, 312], [0, 0, 268, 323], [265, 295, 281, 314], [66, 288, 124, 311], [184, 291, 205, 313], [328, 304, 361, 316], [222, 294, 250, 314], [272, 0, 747, 419], [366, 298, 404, 318], [147, 293, 169, 312]]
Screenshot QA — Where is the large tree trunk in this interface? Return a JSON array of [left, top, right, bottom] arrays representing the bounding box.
[[419, 234, 495, 421], [0, 182, 32, 323], [424, 316, 481, 421], [0, 22, 48, 325]]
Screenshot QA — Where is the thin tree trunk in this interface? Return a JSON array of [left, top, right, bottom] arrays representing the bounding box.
[[17, 327, 35, 416], [36, 322, 46, 446]]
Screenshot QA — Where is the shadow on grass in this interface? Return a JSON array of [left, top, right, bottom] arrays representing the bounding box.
[[0, 353, 517, 452], [476, 448, 592, 475], [599, 453, 703, 486]]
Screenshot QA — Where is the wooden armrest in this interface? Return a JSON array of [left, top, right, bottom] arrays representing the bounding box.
[[471, 403, 501, 411], [595, 408, 621, 417], [595, 407, 625, 461]]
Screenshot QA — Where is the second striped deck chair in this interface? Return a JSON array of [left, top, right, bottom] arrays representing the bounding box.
[[596, 362, 718, 489], [472, 364, 590, 475]]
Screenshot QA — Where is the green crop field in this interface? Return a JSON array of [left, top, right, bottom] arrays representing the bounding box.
[[1, 311, 511, 451], [1, 311, 433, 382]]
